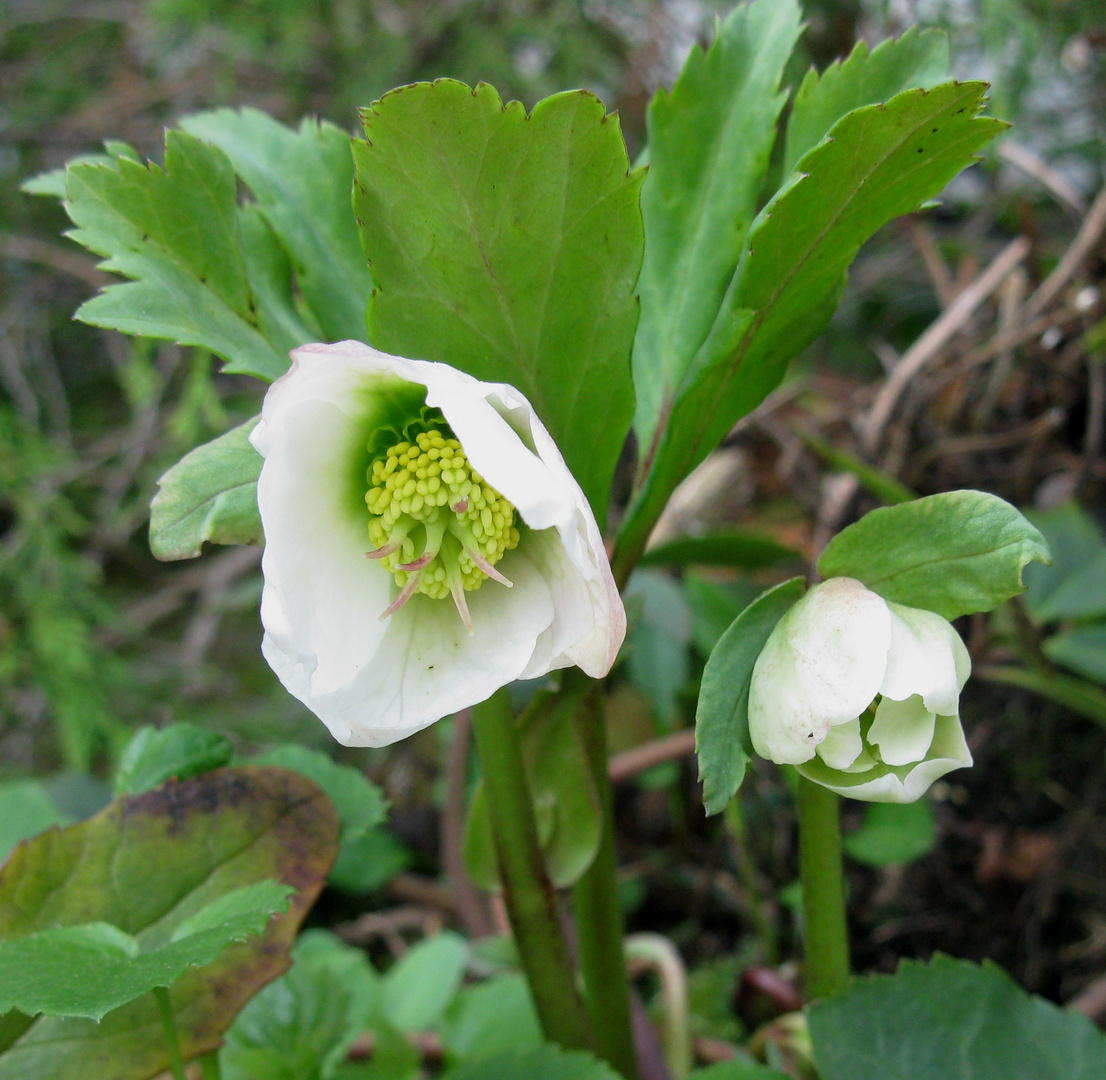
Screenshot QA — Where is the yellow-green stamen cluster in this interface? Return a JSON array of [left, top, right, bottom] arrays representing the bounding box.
[[366, 427, 520, 615]]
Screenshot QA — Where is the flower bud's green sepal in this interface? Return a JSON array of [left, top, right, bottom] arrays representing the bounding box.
[[695, 577, 807, 814]]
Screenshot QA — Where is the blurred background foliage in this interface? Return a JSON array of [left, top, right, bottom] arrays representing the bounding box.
[[2, 0, 1106, 1040]]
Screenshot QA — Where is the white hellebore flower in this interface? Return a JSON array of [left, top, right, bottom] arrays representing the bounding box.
[[251, 341, 625, 747], [748, 577, 972, 803]]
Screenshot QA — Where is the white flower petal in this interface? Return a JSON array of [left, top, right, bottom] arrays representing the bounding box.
[[881, 603, 971, 715], [798, 715, 972, 803], [868, 694, 937, 767], [251, 340, 623, 745], [283, 553, 555, 746], [816, 718, 864, 771], [749, 578, 891, 765], [426, 369, 624, 678], [255, 395, 390, 744]]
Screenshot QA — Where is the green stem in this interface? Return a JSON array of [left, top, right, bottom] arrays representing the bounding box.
[[199, 1051, 223, 1080], [469, 688, 593, 1051], [153, 986, 188, 1080], [570, 676, 640, 1080], [797, 777, 850, 999]]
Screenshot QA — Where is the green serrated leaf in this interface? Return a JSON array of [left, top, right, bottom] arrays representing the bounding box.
[[252, 745, 387, 844], [382, 931, 467, 1032], [809, 955, 1106, 1080], [783, 28, 950, 177], [633, 0, 802, 462], [0, 782, 69, 865], [0, 881, 292, 1021], [354, 81, 643, 526], [439, 1046, 622, 1080], [438, 974, 542, 1060], [149, 417, 264, 560], [221, 929, 382, 1080], [640, 529, 799, 570], [817, 490, 1051, 619], [696, 578, 806, 814], [114, 723, 235, 796], [65, 131, 290, 380], [180, 108, 373, 342], [843, 800, 936, 867], [0, 766, 337, 1079], [621, 81, 1004, 564], [239, 205, 317, 355], [464, 684, 601, 890], [21, 142, 141, 198], [22, 156, 111, 199], [171, 879, 293, 941]]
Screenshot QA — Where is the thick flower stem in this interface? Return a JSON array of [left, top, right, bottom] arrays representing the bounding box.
[[469, 688, 594, 1052], [153, 986, 188, 1080], [797, 776, 850, 1000], [570, 678, 640, 1080]]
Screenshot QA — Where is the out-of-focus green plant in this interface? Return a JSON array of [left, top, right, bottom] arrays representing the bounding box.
[[0, 407, 127, 770]]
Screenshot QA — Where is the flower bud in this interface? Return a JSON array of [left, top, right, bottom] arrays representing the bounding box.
[[748, 577, 972, 802]]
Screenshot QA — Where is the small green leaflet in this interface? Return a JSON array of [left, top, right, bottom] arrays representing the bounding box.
[[114, 723, 235, 796], [440, 1046, 622, 1080], [0, 881, 292, 1021], [21, 141, 140, 198], [817, 490, 1051, 619], [180, 108, 374, 342], [633, 0, 801, 466], [222, 930, 385, 1080], [438, 974, 542, 1061], [843, 800, 936, 867], [381, 931, 468, 1032], [620, 81, 1004, 566], [782, 27, 950, 176], [65, 131, 292, 380], [696, 578, 805, 814], [809, 955, 1106, 1080], [354, 81, 643, 527], [149, 417, 264, 560]]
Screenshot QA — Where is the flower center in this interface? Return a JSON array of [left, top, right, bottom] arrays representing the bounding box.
[[364, 421, 521, 632]]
